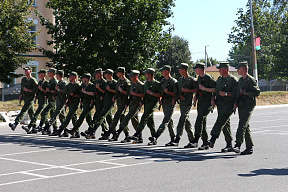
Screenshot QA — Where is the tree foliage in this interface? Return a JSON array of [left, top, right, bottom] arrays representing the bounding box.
[[0, 0, 38, 84], [38, 0, 175, 76], [156, 35, 192, 78], [196, 57, 219, 67], [228, 0, 288, 80]]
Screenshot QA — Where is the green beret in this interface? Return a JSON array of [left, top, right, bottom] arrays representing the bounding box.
[[56, 70, 64, 77], [93, 68, 102, 75], [38, 69, 47, 74], [129, 70, 140, 77], [193, 62, 205, 69], [82, 73, 91, 80], [177, 63, 189, 70], [23, 66, 32, 71], [216, 62, 229, 69], [69, 71, 78, 77], [47, 68, 56, 73], [235, 61, 248, 69], [116, 67, 125, 74], [160, 65, 171, 72], [104, 69, 114, 75], [143, 68, 155, 74]]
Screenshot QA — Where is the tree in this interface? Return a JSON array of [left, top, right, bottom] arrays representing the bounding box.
[[228, 0, 288, 80], [0, 0, 38, 84], [156, 35, 192, 78], [38, 0, 175, 76]]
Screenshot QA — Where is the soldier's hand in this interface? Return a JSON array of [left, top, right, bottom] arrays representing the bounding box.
[[146, 89, 152, 95], [38, 85, 42, 90], [241, 89, 249, 96], [234, 103, 238, 109], [46, 87, 49, 92], [172, 100, 176, 106], [19, 95, 22, 101], [159, 100, 162, 105], [70, 92, 74, 96], [112, 97, 115, 103], [23, 87, 28, 92], [95, 83, 100, 89], [118, 86, 123, 92], [219, 91, 226, 96], [211, 100, 216, 107], [100, 96, 103, 100], [180, 95, 185, 100], [131, 91, 136, 96], [106, 85, 110, 91], [181, 87, 187, 92], [199, 84, 205, 91], [82, 88, 85, 93], [193, 96, 197, 102], [164, 88, 168, 93]]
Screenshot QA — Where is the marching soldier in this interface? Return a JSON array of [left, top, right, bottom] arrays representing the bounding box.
[[129, 68, 161, 143], [189, 63, 216, 150], [83, 69, 117, 139], [57, 72, 81, 138], [67, 73, 94, 137], [43, 70, 67, 136], [110, 70, 144, 143], [148, 65, 178, 146], [233, 61, 260, 155], [208, 62, 238, 152], [169, 63, 197, 147], [108, 67, 131, 141], [22, 69, 49, 134], [9, 66, 37, 130]]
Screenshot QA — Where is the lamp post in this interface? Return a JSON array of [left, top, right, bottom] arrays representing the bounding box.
[[250, 0, 258, 81], [205, 45, 209, 67]]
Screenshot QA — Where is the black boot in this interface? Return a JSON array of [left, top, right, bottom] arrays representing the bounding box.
[[147, 137, 157, 145], [234, 143, 241, 153], [221, 141, 234, 152], [198, 140, 209, 150], [240, 147, 253, 155], [208, 135, 217, 148], [61, 129, 69, 137], [9, 122, 18, 131], [99, 131, 109, 140], [27, 125, 37, 134], [70, 131, 80, 138], [108, 131, 119, 141], [170, 136, 180, 146]]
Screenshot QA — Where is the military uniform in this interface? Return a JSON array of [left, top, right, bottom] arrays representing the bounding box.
[[234, 62, 260, 155], [209, 62, 238, 151], [192, 63, 216, 149], [40, 69, 58, 130], [10, 67, 38, 130], [69, 73, 94, 135], [86, 69, 117, 139], [108, 67, 131, 139], [114, 70, 144, 142], [25, 70, 49, 133], [150, 65, 178, 145], [44, 70, 67, 134], [57, 72, 81, 137], [131, 68, 161, 141]]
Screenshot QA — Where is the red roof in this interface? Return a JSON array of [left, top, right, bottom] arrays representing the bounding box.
[[205, 65, 238, 72]]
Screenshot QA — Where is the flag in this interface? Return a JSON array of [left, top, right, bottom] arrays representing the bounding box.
[[255, 37, 261, 50]]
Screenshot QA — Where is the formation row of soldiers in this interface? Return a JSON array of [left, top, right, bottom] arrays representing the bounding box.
[[9, 61, 260, 155]]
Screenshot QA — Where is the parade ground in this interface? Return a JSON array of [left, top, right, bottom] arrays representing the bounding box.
[[0, 105, 287, 192]]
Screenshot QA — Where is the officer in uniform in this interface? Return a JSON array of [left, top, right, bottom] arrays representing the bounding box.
[[39, 68, 58, 132], [9, 66, 37, 130], [84, 69, 117, 139], [43, 70, 67, 136], [67, 73, 94, 137], [129, 68, 161, 143], [208, 62, 238, 152], [189, 63, 216, 150], [111, 70, 144, 143], [148, 65, 178, 146], [22, 69, 49, 134], [108, 67, 131, 141], [233, 61, 260, 155], [170, 63, 197, 147], [57, 72, 81, 138]]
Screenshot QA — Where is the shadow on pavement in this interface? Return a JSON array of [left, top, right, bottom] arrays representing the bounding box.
[[238, 168, 288, 177], [0, 134, 238, 162]]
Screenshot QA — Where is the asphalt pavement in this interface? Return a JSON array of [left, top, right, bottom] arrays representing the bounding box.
[[0, 105, 287, 192]]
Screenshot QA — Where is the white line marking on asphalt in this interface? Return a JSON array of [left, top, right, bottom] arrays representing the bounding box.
[[21, 172, 49, 178], [0, 148, 57, 157]]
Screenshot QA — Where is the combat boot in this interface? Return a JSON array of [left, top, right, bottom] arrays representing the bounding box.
[[27, 125, 37, 134], [208, 135, 217, 148], [70, 131, 80, 139], [147, 137, 157, 145], [108, 131, 119, 141], [61, 129, 69, 137], [234, 143, 241, 153], [184, 142, 198, 148], [99, 131, 109, 140], [22, 124, 32, 133], [169, 137, 180, 146], [221, 141, 234, 152], [240, 147, 253, 155], [9, 122, 18, 131], [198, 140, 209, 150]]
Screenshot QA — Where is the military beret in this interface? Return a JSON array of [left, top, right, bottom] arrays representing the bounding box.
[[23, 66, 32, 71], [93, 68, 102, 75], [193, 62, 205, 69], [104, 69, 114, 75], [143, 68, 155, 74], [82, 73, 91, 80], [160, 65, 171, 72], [47, 68, 56, 73], [216, 62, 229, 69], [116, 67, 125, 74], [235, 61, 248, 69], [129, 70, 140, 77], [69, 71, 78, 77], [177, 63, 189, 70], [38, 69, 47, 74], [56, 70, 64, 77]]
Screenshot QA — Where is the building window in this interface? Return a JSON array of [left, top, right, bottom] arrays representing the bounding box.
[[27, 61, 39, 80], [28, 25, 37, 44]]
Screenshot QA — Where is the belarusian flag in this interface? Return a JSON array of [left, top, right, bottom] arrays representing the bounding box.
[[255, 37, 261, 50]]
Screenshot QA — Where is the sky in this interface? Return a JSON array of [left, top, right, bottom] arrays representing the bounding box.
[[168, 0, 249, 62]]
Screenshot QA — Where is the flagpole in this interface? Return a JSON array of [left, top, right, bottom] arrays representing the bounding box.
[[250, 0, 258, 81]]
